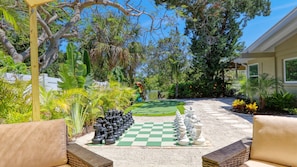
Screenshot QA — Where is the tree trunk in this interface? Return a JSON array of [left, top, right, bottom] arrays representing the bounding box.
[[0, 28, 23, 62], [259, 96, 266, 110], [175, 82, 179, 98]]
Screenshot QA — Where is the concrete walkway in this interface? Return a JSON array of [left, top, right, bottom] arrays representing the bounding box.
[[76, 98, 253, 167]]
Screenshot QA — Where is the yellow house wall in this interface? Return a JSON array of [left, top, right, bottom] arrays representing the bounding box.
[[247, 57, 275, 77], [275, 33, 297, 94]]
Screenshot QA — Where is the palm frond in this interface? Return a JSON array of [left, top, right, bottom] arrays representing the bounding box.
[[0, 7, 19, 31]]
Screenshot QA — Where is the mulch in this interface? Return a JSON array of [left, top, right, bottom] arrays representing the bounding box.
[[232, 108, 291, 116]]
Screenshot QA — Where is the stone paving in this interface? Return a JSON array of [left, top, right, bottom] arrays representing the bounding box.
[[76, 98, 253, 167]]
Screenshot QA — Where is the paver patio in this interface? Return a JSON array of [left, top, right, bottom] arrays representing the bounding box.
[[76, 98, 253, 167]]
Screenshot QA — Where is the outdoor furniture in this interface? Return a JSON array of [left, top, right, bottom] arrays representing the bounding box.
[[202, 115, 297, 167], [0, 119, 113, 167]]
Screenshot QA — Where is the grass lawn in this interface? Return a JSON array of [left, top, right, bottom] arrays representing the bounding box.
[[124, 100, 185, 116]]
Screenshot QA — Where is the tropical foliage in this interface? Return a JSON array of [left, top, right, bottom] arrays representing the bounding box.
[[83, 12, 144, 85], [142, 28, 190, 95], [265, 91, 296, 110], [0, 0, 150, 70], [58, 43, 93, 90], [0, 78, 32, 124], [154, 0, 271, 97], [239, 73, 283, 109], [0, 51, 29, 74]]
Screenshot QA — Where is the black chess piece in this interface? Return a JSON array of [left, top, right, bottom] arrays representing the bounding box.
[[92, 118, 106, 144], [118, 111, 125, 135], [111, 111, 119, 140], [105, 123, 115, 145], [92, 123, 102, 144]]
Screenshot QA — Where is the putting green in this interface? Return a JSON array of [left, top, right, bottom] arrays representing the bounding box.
[[127, 100, 185, 116]]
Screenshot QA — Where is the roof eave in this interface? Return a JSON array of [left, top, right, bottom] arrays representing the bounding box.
[[243, 7, 297, 54]]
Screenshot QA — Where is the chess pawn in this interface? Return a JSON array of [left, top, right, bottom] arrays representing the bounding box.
[[178, 124, 187, 139], [178, 129, 190, 146], [189, 115, 198, 134], [193, 122, 202, 138]]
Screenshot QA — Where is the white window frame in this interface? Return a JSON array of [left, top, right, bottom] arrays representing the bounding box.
[[284, 57, 297, 84], [247, 63, 259, 79]]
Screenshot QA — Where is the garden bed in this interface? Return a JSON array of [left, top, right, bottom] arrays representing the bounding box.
[[232, 108, 292, 116]]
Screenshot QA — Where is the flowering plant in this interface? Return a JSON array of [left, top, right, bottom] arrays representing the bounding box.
[[246, 102, 258, 114], [232, 99, 246, 112]]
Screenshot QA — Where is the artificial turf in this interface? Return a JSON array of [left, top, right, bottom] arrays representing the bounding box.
[[125, 100, 185, 116]]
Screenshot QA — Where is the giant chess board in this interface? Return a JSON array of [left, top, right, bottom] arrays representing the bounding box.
[[89, 122, 210, 147]]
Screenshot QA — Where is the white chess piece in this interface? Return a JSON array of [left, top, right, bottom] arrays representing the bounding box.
[[192, 122, 205, 145], [178, 125, 189, 146]]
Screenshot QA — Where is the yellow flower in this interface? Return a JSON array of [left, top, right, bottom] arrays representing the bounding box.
[[246, 102, 258, 114], [232, 99, 245, 108], [232, 99, 246, 112]]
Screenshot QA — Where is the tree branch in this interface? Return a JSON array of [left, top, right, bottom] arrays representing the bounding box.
[[0, 28, 23, 62], [2, 0, 154, 70], [37, 12, 53, 39], [62, 32, 78, 38]]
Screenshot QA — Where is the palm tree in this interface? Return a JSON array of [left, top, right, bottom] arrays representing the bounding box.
[[82, 11, 143, 84], [240, 73, 283, 109], [256, 73, 283, 109]]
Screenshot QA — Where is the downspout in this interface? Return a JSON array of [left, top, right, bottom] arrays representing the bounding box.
[[274, 54, 278, 93]]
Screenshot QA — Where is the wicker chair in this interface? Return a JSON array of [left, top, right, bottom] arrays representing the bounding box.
[[202, 138, 252, 167], [0, 119, 113, 167], [67, 143, 113, 167], [202, 115, 297, 167]]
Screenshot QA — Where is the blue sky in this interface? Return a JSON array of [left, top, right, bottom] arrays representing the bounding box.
[[137, 0, 297, 48], [240, 0, 297, 47]]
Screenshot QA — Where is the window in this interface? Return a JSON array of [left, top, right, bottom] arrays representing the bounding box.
[[248, 64, 259, 78], [284, 57, 297, 83]]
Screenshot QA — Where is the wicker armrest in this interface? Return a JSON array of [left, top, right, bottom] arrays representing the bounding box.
[[202, 138, 252, 167], [67, 143, 113, 167]]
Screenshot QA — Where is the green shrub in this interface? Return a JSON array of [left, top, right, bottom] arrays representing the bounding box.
[[287, 108, 297, 115], [0, 78, 32, 123], [167, 78, 228, 98], [266, 91, 296, 110]]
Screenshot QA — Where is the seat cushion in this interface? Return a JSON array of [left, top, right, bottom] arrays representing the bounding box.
[[240, 160, 288, 167], [56, 165, 71, 167], [0, 119, 68, 167], [251, 115, 297, 167]]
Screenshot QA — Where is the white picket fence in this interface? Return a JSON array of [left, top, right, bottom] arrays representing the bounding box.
[[3, 73, 61, 91], [3, 73, 109, 91]]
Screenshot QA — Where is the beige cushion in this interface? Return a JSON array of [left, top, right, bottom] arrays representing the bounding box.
[[56, 165, 71, 167], [241, 160, 288, 167], [251, 115, 297, 166], [0, 119, 68, 167]]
